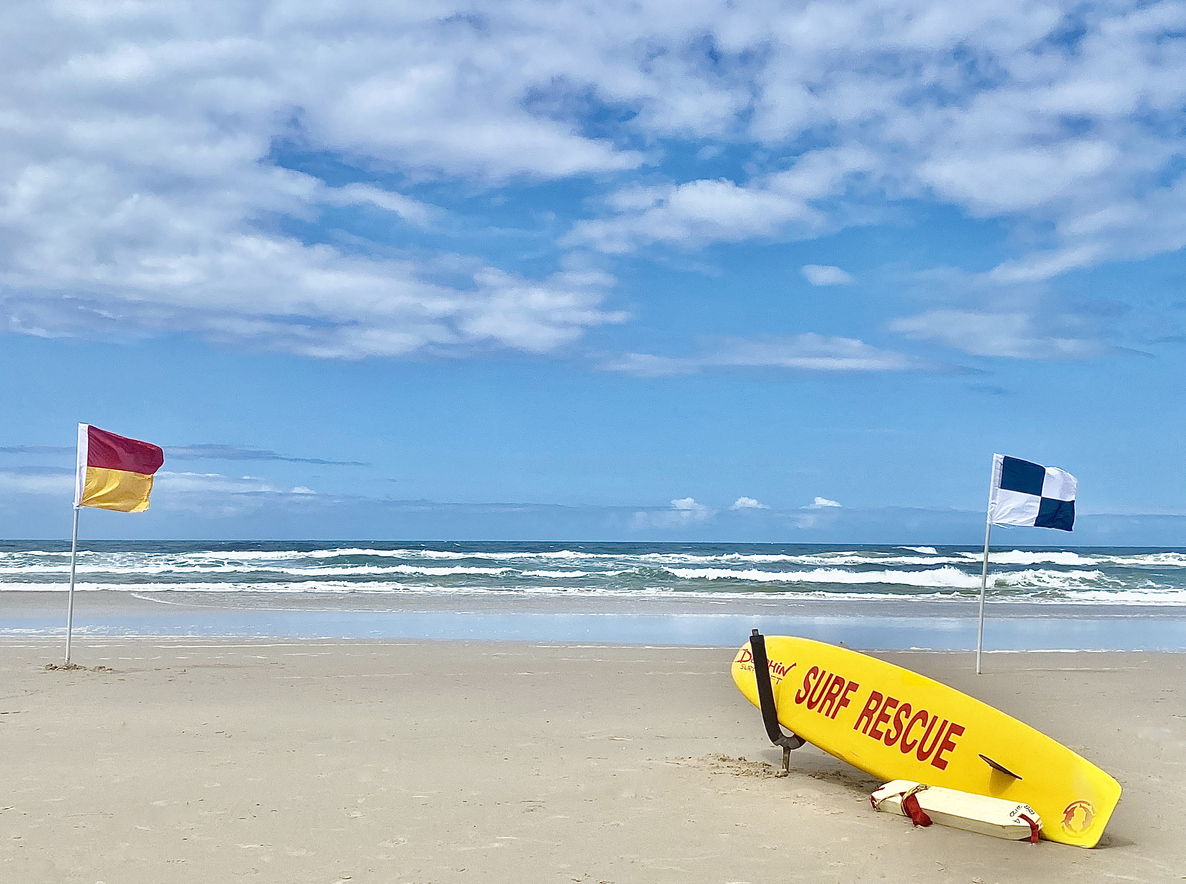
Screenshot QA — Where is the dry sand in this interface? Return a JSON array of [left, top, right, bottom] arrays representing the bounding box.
[[2, 639, 1184, 883]]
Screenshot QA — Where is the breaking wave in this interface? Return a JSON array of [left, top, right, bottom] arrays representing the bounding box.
[[1, 542, 1183, 605]]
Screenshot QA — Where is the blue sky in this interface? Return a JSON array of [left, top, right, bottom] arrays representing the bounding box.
[[1, 0, 1184, 543]]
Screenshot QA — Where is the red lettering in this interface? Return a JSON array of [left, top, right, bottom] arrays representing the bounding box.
[[915, 717, 947, 762], [833, 680, 860, 720], [853, 691, 883, 734], [819, 676, 846, 718], [738, 649, 752, 664], [868, 696, 899, 741], [931, 722, 965, 770], [769, 660, 796, 680], [794, 666, 819, 705], [806, 671, 833, 711], [900, 709, 928, 753], [885, 702, 911, 747]]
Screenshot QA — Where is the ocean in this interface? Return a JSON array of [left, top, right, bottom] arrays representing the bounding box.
[[4, 541, 1186, 649]]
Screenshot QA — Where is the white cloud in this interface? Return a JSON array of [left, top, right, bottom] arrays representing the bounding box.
[[787, 496, 843, 528], [889, 310, 1108, 359], [0, 466, 320, 504], [569, 147, 876, 252], [320, 184, 441, 228], [145, 471, 325, 516], [730, 496, 769, 510], [918, 141, 1123, 218], [599, 352, 696, 377], [154, 472, 284, 495], [603, 334, 946, 376], [570, 178, 815, 253], [562, 2, 1184, 274], [0, 3, 646, 358], [712, 332, 917, 373], [0, 0, 1182, 358], [802, 265, 855, 286], [0, 232, 627, 357], [630, 496, 716, 529], [0, 469, 73, 496]]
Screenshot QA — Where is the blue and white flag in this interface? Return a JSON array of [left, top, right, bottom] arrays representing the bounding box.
[[989, 454, 1076, 531]]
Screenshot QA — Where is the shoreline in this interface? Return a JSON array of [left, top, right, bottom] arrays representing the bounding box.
[[5, 589, 1186, 650], [1, 638, 1183, 882]]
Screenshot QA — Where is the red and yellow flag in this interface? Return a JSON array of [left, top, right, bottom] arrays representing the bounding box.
[[74, 424, 164, 513]]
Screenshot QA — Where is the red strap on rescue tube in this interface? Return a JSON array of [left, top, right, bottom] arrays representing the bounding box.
[[1018, 813, 1040, 844], [901, 793, 932, 827]]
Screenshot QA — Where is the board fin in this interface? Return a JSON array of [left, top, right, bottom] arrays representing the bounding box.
[[979, 753, 1023, 779], [749, 629, 805, 775]]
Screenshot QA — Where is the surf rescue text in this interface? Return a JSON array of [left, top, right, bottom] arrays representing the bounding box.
[[738, 650, 967, 771]]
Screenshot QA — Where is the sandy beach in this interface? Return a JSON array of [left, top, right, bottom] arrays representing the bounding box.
[[2, 638, 1183, 883]]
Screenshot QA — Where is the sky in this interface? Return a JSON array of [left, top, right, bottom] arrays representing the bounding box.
[[1, 0, 1184, 543]]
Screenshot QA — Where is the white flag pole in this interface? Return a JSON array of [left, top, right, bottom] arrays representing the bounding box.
[[65, 423, 88, 667], [64, 505, 80, 666], [975, 513, 992, 675], [975, 455, 998, 675]]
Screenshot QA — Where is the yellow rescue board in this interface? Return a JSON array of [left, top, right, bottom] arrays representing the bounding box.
[[731, 636, 1121, 848]]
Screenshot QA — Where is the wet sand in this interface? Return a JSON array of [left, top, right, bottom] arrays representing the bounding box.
[[1, 639, 1184, 883], [7, 589, 1186, 650]]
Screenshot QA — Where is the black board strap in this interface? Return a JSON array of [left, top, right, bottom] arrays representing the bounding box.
[[749, 630, 805, 763]]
